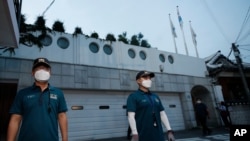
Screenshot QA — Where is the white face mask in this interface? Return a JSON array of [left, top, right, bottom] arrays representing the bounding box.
[[141, 79, 152, 88], [34, 69, 50, 82]]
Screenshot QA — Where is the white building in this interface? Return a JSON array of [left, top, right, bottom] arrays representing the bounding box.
[[0, 31, 221, 140], [0, 1, 225, 140]]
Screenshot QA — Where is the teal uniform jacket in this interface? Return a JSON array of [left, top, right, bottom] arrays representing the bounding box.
[[127, 89, 165, 141], [9, 83, 68, 141]]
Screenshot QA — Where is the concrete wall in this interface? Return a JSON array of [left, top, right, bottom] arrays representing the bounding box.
[[0, 57, 218, 129], [0, 32, 220, 129]]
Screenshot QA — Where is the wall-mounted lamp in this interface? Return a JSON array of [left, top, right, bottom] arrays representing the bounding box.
[[159, 65, 164, 72]]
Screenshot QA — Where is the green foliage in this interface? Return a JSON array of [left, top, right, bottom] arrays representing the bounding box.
[[35, 16, 46, 30], [129, 33, 151, 48], [141, 39, 151, 48], [0, 47, 15, 56], [130, 35, 140, 46], [19, 14, 49, 51], [138, 32, 143, 41], [52, 20, 65, 32], [118, 32, 129, 44], [90, 32, 99, 39], [11, 14, 152, 57], [106, 33, 116, 42], [20, 14, 27, 33], [73, 27, 83, 36]]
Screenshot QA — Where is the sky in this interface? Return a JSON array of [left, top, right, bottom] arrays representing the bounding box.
[[22, 0, 250, 63]]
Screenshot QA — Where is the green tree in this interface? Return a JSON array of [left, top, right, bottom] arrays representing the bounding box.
[[138, 32, 143, 42], [106, 33, 116, 42], [130, 35, 140, 46], [118, 32, 129, 44], [34, 16, 49, 48], [90, 32, 99, 39], [73, 26, 83, 36], [130, 32, 151, 48], [19, 15, 45, 49], [52, 20, 65, 32], [141, 39, 151, 48], [20, 14, 27, 33], [0, 47, 15, 56], [35, 16, 46, 31]]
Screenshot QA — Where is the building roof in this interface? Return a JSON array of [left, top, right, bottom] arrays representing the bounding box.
[[205, 50, 250, 76]]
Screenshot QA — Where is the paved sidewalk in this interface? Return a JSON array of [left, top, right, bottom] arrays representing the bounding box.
[[88, 127, 230, 141]]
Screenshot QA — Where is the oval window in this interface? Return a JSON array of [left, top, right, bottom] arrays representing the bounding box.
[[89, 42, 99, 53], [139, 51, 146, 60], [103, 44, 112, 55], [168, 55, 174, 64], [41, 35, 52, 46], [159, 54, 165, 62], [128, 48, 136, 59], [57, 37, 69, 49]]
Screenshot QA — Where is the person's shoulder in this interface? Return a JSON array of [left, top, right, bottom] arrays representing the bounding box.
[[49, 86, 63, 94], [129, 91, 138, 96], [151, 92, 160, 98], [151, 92, 158, 96], [128, 90, 141, 98], [18, 85, 33, 94]]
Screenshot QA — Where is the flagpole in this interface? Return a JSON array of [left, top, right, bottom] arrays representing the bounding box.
[[189, 21, 199, 58], [181, 26, 189, 56], [169, 14, 178, 54], [177, 6, 189, 56]]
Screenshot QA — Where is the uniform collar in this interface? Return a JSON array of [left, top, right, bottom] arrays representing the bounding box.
[[137, 89, 151, 95], [31, 83, 53, 91]]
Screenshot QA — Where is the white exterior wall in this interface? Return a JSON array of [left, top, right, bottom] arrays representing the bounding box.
[[3, 32, 206, 77], [13, 32, 75, 63], [0, 31, 219, 140], [63, 90, 185, 140]]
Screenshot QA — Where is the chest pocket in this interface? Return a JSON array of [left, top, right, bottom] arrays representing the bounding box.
[[137, 98, 150, 109], [137, 95, 161, 111], [23, 94, 38, 109], [49, 93, 59, 109]]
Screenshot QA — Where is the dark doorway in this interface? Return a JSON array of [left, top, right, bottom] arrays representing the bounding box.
[[0, 82, 17, 140], [191, 85, 211, 127]]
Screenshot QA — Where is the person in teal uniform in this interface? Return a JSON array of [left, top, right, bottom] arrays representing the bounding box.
[[127, 71, 175, 141], [7, 57, 68, 141]]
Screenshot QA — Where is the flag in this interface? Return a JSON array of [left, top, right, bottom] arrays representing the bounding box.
[[190, 24, 197, 46], [177, 6, 183, 29], [169, 15, 177, 38]]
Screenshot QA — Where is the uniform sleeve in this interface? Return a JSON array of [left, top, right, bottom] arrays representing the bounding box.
[[9, 91, 23, 115], [58, 89, 68, 113], [126, 94, 136, 112], [156, 94, 165, 111]]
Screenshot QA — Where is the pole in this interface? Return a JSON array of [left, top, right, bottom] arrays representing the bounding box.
[[194, 43, 199, 58], [181, 29, 189, 56], [177, 6, 189, 56], [173, 34, 178, 54], [18, 0, 23, 31], [232, 43, 250, 102], [189, 21, 199, 58], [195, 45, 199, 58], [42, 0, 55, 16], [169, 14, 178, 54]]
